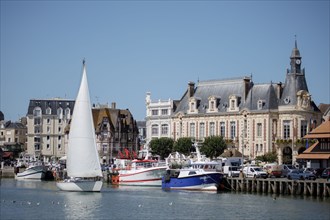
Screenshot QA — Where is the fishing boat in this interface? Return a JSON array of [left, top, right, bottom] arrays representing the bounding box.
[[111, 149, 167, 186], [56, 60, 103, 192], [161, 168, 223, 191], [15, 163, 46, 180], [162, 141, 223, 191]]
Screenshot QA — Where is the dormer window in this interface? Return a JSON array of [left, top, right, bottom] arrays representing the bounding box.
[[33, 107, 42, 117], [188, 97, 199, 114], [257, 100, 265, 110], [228, 95, 239, 112], [207, 96, 219, 113], [46, 107, 52, 115], [57, 107, 63, 119]]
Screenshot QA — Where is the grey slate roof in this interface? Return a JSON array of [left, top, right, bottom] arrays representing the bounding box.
[[243, 83, 279, 111], [27, 99, 75, 116], [174, 77, 250, 114], [280, 72, 309, 106]]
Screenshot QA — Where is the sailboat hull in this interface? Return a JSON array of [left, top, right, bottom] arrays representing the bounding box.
[[56, 180, 103, 192]]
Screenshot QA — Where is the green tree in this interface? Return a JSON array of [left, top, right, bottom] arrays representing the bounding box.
[[173, 137, 193, 156], [255, 151, 278, 163], [149, 137, 174, 160], [200, 136, 227, 159]]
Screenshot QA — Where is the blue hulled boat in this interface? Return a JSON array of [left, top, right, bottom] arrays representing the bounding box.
[[162, 168, 223, 191]]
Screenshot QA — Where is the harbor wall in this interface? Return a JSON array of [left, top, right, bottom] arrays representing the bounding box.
[[223, 177, 330, 198]]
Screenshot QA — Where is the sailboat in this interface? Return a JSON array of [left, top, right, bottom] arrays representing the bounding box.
[[56, 60, 103, 192]]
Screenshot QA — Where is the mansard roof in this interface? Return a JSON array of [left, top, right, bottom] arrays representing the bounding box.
[[243, 83, 279, 111], [174, 77, 248, 114], [27, 99, 75, 116]]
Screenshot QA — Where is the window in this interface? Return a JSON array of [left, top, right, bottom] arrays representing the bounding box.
[[33, 107, 42, 117], [209, 122, 215, 136], [230, 100, 235, 110], [65, 108, 71, 120], [256, 144, 259, 152], [152, 110, 158, 116], [47, 144, 50, 150], [47, 127, 50, 133], [58, 136, 61, 141], [58, 127, 62, 133], [190, 123, 195, 138], [34, 118, 41, 125], [199, 123, 205, 139], [47, 118, 51, 124], [161, 124, 168, 135], [300, 120, 307, 138], [47, 136, 50, 141], [161, 109, 168, 115], [46, 107, 52, 115], [58, 144, 61, 150], [34, 127, 40, 134], [34, 137, 41, 142], [34, 144, 40, 151], [57, 108, 63, 119], [230, 121, 236, 140], [257, 123, 262, 137], [283, 120, 291, 139], [210, 101, 215, 111], [220, 122, 225, 137], [257, 100, 264, 110], [151, 124, 159, 136], [260, 144, 263, 152], [190, 102, 195, 112]]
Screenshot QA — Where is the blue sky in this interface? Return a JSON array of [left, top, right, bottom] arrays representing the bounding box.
[[1, 0, 329, 121]]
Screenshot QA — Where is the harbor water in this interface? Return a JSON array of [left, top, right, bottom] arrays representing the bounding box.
[[0, 178, 329, 220]]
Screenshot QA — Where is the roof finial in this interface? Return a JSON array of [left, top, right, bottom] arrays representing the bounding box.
[[294, 35, 297, 48], [83, 58, 86, 65]]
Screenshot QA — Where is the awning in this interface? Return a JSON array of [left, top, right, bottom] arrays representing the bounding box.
[[296, 153, 330, 160], [2, 152, 13, 158], [59, 156, 67, 161]]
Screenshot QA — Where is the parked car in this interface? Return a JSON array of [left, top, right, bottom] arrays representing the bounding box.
[[243, 166, 268, 179], [313, 168, 326, 178], [263, 163, 282, 178], [281, 164, 296, 177], [321, 168, 330, 180], [287, 169, 316, 180]]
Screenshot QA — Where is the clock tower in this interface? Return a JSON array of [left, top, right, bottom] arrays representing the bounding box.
[[290, 39, 302, 73]]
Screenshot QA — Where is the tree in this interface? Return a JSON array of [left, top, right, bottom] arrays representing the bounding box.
[[255, 151, 278, 163], [200, 136, 227, 159], [149, 137, 174, 160], [173, 137, 193, 156]]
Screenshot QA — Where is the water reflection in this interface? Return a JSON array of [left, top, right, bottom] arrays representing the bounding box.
[[61, 191, 102, 220]]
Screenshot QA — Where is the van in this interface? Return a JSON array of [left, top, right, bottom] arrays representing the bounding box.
[[243, 166, 268, 179], [223, 165, 240, 177]]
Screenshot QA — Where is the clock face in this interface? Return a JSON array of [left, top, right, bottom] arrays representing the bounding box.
[[296, 59, 301, 65]]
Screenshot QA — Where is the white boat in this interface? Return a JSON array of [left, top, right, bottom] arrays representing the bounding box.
[[56, 60, 103, 192], [112, 149, 167, 186], [15, 164, 46, 180]]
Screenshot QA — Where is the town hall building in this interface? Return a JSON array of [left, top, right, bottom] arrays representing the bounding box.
[[146, 41, 323, 165]]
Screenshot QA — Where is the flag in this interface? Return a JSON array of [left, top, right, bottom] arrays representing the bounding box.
[[305, 139, 309, 149]]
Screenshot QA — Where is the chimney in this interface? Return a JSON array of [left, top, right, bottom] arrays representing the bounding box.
[[188, 81, 195, 97], [111, 102, 116, 109], [276, 82, 283, 99], [243, 77, 251, 102]]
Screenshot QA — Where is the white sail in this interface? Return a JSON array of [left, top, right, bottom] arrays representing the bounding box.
[[66, 61, 102, 178]]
